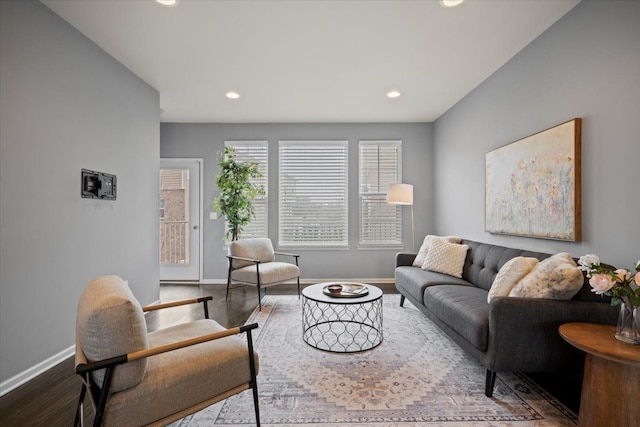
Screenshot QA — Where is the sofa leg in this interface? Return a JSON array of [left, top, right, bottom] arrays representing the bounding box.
[[400, 295, 405, 307], [485, 369, 496, 397]]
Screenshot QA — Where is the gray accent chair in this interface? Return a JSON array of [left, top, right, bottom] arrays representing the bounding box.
[[74, 275, 260, 426], [227, 238, 300, 310]]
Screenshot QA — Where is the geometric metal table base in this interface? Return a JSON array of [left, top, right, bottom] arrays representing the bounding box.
[[302, 283, 383, 353]]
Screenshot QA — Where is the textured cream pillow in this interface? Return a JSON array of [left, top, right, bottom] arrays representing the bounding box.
[[77, 275, 149, 392], [509, 253, 583, 300], [421, 239, 469, 278], [229, 237, 275, 268], [487, 257, 539, 303], [413, 235, 462, 267]]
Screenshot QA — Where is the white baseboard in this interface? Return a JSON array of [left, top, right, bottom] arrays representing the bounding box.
[[0, 301, 161, 398], [0, 345, 75, 397]]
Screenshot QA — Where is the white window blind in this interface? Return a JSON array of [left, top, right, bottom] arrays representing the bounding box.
[[279, 141, 348, 247], [359, 140, 402, 246], [225, 141, 268, 239]]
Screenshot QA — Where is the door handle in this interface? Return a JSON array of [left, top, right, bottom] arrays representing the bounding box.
[[193, 225, 199, 230]]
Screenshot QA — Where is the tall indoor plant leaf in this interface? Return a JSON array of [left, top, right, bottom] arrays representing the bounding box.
[[212, 147, 264, 241]]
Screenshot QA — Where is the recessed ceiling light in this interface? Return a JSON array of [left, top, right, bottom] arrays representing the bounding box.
[[226, 91, 240, 99], [440, 0, 464, 8], [155, 0, 179, 7], [387, 91, 401, 98]]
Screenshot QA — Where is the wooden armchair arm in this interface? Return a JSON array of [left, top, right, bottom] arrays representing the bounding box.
[[274, 251, 300, 258], [142, 296, 212, 319], [76, 323, 259, 375], [142, 296, 212, 312], [226, 255, 261, 264]]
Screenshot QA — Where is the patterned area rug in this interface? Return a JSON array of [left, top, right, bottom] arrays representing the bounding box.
[[178, 295, 577, 426]]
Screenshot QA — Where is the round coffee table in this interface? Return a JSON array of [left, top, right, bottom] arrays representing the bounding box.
[[301, 282, 383, 353]]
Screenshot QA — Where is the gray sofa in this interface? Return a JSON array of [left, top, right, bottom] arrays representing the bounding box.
[[395, 239, 618, 397]]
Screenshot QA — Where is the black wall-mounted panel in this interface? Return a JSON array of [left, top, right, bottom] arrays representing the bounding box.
[[81, 169, 117, 200]]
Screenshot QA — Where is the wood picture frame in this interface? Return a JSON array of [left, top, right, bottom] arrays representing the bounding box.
[[485, 118, 581, 241]]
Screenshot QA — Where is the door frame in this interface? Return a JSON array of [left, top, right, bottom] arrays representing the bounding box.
[[159, 158, 204, 282]]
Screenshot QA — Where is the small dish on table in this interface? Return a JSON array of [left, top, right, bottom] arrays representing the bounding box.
[[322, 282, 369, 298]]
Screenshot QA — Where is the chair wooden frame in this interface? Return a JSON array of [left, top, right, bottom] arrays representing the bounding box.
[[74, 296, 260, 427], [226, 251, 300, 311]]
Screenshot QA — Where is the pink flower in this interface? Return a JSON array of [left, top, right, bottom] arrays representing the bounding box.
[[589, 274, 615, 294], [614, 269, 632, 284], [635, 271, 640, 286]]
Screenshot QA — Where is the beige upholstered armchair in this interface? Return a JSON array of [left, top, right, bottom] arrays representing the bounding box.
[[227, 238, 300, 310], [74, 276, 260, 427]]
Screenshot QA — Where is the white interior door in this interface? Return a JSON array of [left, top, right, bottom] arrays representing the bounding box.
[[159, 159, 202, 281]]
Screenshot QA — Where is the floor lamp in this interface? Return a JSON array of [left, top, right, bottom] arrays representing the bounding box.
[[387, 183, 415, 252]]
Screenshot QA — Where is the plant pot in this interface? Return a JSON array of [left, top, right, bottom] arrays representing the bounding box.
[[615, 301, 640, 345]]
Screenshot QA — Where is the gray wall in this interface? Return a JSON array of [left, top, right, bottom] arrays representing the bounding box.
[[160, 123, 433, 280], [433, 0, 640, 267], [0, 1, 160, 386]]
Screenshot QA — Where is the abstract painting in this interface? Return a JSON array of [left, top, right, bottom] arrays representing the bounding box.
[[485, 118, 581, 241]]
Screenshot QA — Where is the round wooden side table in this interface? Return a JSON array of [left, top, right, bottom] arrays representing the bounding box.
[[559, 322, 640, 427]]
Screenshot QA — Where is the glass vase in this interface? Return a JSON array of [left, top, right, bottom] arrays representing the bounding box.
[[615, 301, 640, 345]]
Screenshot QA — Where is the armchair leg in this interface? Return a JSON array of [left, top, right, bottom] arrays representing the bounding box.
[[246, 328, 261, 427], [93, 366, 115, 427], [257, 285, 262, 311], [252, 382, 261, 427], [485, 369, 497, 397], [296, 277, 300, 299], [226, 264, 233, 301], [74, 383, 87, 427]]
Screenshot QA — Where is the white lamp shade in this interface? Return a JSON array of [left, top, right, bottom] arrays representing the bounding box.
[[386, 183, 413, 205]]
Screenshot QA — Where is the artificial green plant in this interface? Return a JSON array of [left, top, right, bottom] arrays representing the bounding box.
[[212, 146, 264, 241]]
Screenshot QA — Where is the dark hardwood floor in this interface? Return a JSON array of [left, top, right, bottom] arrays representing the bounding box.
[[0, 282, 580, 426]]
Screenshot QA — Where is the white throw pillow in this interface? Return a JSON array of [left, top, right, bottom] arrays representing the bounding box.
[[421, 239, 469, 278], [487, 257, 539, 303], [509, 252, 583, 300], [413, 235, 462, 267]]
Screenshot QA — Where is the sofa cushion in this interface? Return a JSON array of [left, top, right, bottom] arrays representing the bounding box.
[[487, 256, 540, 303], [422, 240, 469, 278], [395, 266, 472, 304], [460, 240, 551, 291], [231, 261, 300, 285], [413, 235, 462, 267], [509, 252, 584, 300], [423, 285, 490, 352]]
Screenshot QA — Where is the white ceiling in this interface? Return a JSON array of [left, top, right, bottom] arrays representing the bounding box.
[[41, 0, 580, 123]]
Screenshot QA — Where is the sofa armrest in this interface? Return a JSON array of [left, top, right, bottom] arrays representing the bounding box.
[[396, 252, 417, 268], [487, 297, 618, 373]]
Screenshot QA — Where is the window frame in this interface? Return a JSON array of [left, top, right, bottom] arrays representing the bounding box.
[[278, 140, 349, 248], [224, 140, 269, 240], [358, 140, 403, 249]]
